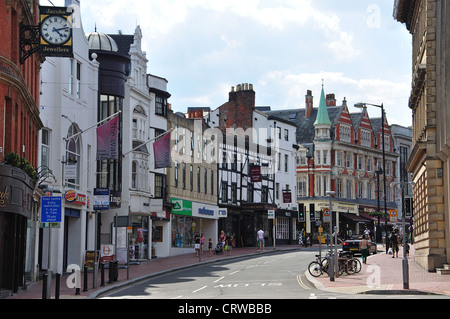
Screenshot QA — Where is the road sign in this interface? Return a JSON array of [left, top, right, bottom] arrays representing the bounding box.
[[41, 196, 62, 223], [323, 208, 331, 223], [268, 210, 275, 220], [389, 209, 398, 222]]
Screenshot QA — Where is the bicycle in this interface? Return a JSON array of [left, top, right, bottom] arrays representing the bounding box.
[[308, 250, 334, 277], [308, 254, 330, 277], [337, 251, 361, 276]]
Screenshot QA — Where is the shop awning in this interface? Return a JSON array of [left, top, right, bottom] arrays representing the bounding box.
[[340, 213, 371, 223], [360, 212, 394, 225]]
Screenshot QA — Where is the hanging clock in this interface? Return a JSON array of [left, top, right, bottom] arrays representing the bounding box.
[[40, 15, 72, 45]]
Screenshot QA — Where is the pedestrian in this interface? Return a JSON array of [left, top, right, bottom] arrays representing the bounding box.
[[405, 241, 410, 257], [390, 231, 399, 258], [364, 227, 371, 241], [201, 233, 205, 255], [359, 234, 369, 264], [194, 232, 200, 257], [208, 238, 213, 256], [257, 228, 265, 251], [226, 236, 233, 256], [219, 230, 226, 253]]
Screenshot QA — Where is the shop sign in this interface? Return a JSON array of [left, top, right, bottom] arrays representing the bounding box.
[[218, 208, 227, 218], [282, 191, 292, 203], [65, 190, 86, 206], [192, 202, 223, 220], [170, 198, 192, 216], [171, 198, 225, 219], [250, 165, 262, 182], [100, 245, 115, 263], [0, 185, 9, 208], [313, 201, 358, 214]]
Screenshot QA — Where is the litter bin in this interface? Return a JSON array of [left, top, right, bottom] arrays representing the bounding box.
[[108, 261, 118, 283]]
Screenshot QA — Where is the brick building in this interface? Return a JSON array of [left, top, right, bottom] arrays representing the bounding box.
[[0, 0, 43, 295]]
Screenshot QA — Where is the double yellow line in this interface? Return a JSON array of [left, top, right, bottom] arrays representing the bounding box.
[[297, 275, 310, 290]]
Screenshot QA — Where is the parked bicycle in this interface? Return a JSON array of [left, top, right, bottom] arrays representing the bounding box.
[[308, 250, 361, 278], [308, 250, 333, 277]]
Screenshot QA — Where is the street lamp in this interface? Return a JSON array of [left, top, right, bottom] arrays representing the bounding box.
[[326, 190, 336, 281], [355, 102, 388, 252], [390, 181, 415, 289]]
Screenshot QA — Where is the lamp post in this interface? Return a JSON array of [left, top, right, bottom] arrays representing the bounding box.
[[326, 190, 336, 281], [390, 181, 415, 289], [355, 102, 388, 252]]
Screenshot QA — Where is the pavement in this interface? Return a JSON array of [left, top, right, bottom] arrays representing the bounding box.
[[5, 243, 450, 299], [305, 244, 450, 296]]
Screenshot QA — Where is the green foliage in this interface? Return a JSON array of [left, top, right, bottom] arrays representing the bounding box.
[[2, 152, 37, 183]]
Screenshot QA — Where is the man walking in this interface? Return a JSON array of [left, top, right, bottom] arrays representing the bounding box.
[[257, 228, 265, 251]]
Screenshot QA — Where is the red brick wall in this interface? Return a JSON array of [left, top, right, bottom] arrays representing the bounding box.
[[0, 0, 42, 167]]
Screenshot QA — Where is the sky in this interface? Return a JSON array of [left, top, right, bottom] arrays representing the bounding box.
[[44, 0, 413, 127]]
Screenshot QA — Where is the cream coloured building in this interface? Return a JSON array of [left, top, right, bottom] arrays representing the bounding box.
[[394, 0, 450, 271]]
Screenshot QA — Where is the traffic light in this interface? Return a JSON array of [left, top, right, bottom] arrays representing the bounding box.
[[405, 197, 412, 218], [298, 204, 305, 222], [309, 203, 315, 221]]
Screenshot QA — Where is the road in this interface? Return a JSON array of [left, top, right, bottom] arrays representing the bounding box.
[[99, 250, 382, 300]]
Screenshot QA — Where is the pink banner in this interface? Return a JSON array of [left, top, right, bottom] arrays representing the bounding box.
[[97, 116, 119, 160], [153, 132, 172, 169]]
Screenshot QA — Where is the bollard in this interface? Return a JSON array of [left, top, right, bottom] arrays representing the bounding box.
[[72, 269, 81, 296], [100, 263, 105, 286], [108, 261, 113, 284], [55, 273, 61, 299], [113, 261, 118, 282], [83, 265, 88, 292], [42, 273, 48, 300]]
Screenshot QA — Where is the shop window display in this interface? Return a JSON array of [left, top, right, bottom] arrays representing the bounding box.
[[172, 215, 203, 248]]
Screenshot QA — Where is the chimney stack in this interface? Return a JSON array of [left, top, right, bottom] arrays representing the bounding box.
[[326, 93, 336, 107], [305, 90, 313, 118]]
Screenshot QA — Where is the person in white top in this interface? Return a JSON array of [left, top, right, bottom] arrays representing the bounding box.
[[257, 228, 265, 251]]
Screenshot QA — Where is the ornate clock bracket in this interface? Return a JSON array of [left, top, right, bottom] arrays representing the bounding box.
[[19, 23, 41, 64]]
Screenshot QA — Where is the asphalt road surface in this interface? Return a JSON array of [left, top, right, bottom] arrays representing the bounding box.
[[99, 250, 376, 300]]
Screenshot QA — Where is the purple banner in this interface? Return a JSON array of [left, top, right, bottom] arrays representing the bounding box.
[[153, 132, 172, 169], [97, 116, 119, 160]]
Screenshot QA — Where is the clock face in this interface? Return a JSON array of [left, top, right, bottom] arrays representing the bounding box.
[[41, 15, 71, 45]]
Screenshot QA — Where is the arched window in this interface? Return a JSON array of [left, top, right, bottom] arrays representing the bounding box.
[[66, 124, 81, 189]]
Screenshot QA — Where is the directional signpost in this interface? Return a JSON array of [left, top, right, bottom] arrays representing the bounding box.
[[40, 196, 62, 298]]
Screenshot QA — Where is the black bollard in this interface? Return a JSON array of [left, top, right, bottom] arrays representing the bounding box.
[[83, 265, 88, 292], [42, 273, 48, 300], [100, 263, 105, 286], [108, 261, 113, 284], [55, 273, 61, 300]]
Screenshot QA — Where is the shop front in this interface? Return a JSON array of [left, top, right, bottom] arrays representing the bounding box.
[[170, 198, 225, 256], [0, 165, 35, 294], [218, 203, 276, 248], [275, 209, 298, 245]]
